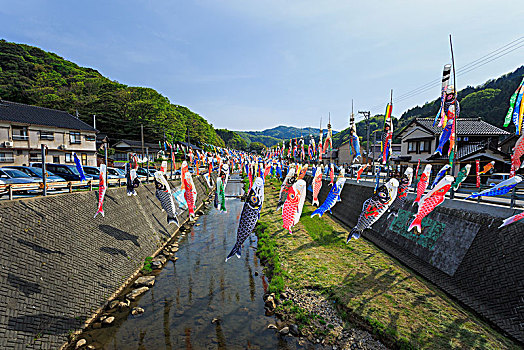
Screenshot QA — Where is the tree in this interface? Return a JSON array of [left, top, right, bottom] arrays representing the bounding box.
[[249, 141, 266, 153]]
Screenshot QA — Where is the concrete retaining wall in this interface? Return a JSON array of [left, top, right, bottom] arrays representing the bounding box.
[[306, 176, 523, 343], [0, 175, 211, 349]]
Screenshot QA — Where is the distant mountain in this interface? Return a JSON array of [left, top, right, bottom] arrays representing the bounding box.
[[332, 65, 524, 149], [237, 125, 335, 147]]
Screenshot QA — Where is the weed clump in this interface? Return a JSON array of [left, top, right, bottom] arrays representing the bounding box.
[[141, 257, 153, 274]]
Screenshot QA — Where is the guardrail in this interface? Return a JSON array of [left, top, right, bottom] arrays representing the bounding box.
[[342, 172, 524, 209], [0, 174, 183, 201]]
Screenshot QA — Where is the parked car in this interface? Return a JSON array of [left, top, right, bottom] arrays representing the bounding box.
[[32, 163, 92, 182], [113, 167, 126, 177], [5, 166, 65, 183], [82, 166, 100, 179], [174, 167, 195, 176], [137, 167, 157, 178], [0, 168, 41, 183], [84, 166, 123, 186], [107, 167, 125, 180], [0, 168, 40, 197]]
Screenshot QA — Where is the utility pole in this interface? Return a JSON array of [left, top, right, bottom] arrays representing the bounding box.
[[93, 114, 96, 130], [141, 123, 145, 160], [41, 144, 47, 196], [146, 147, 150, 183], [373, 131, 376, 176], [358, 110, 371, 174]]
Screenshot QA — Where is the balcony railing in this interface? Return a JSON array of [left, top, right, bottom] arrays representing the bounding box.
[[12, 135, 28, 141], [0, 156, 15, 163]]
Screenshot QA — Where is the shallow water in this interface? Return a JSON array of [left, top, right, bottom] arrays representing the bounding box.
[[89, 176, 305, 349]]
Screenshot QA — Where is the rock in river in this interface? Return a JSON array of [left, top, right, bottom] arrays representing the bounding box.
[[134, 276, 155, 288], [126, 287, 149, 301], [102, 316, 115, 325], [75, 339, 86, 348], [131, 307, 145, 316], [290, 324, 299, 336]]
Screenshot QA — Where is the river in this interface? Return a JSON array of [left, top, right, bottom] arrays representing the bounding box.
[[85, 176, 305, 349]]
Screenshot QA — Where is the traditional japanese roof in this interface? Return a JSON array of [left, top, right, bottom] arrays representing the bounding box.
[[428, 140, 509, 162], [0, 99, 97, 132], [113, 139, 160, 150], [175, 141, 202, 151], [399, 118, 510, 137]]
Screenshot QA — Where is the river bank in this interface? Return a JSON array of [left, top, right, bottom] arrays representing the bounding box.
[[255, 177, 519, 350]]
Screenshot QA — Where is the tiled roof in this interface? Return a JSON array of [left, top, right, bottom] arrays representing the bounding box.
[[115, 139, 160, 149], [175, 141, 202, 151], [428, 141, 508, 161], [415, 118, 509, 136], [0, 100, 96, 132]]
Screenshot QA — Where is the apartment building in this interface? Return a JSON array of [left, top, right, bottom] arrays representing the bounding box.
[[0, 100, 97, 166]]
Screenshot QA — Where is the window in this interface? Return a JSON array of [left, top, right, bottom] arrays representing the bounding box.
[[12, 126, 28, 141], [114, 153, 127, 161], [0, 152, 14, 163], [419, 140, 431, 153], [70, 132, 81, 144], [408, 141, 417, 153], [53, 155, 60, 164], [65, 153, 73, 163], [40, 131, 54, 140], [81, 153, 87, 165], [85, 134, 96, 141], [29, 153, 42, 162]]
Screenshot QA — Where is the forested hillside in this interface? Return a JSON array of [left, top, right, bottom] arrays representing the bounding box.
[[0, 40, 224, 147], [399, 65, 524, 131], [332, 65, 524, 148], [216, 129, 248, 150], [237, 125, 332, 147]]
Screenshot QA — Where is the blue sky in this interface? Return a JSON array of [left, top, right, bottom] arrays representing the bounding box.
[[1, 1, 523, 131]]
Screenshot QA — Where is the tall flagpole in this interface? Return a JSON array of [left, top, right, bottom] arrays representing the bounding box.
[[450, 34, 458, 198]]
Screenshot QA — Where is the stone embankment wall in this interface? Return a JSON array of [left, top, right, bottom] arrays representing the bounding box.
[[306, 177, 523, 343], [0, 175, 211, 349]]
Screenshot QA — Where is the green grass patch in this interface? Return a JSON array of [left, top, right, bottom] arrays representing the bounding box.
[[257, 177, 519, 350], [254, 222, 286, 298], [243, 175, 250, 194]]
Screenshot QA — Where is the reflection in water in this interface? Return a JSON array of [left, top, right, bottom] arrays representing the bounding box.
[[137, 330, 146, 350], [261, 275, 269, 293], [215, 320, 227, 349], [246, 254, 256, 302], [163, 299, 172, 350], [208, 275, 215, 307], [88, 177, 303, 349], [184, 327, 192, 350]]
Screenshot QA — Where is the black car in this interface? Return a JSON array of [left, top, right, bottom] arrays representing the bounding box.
[[32, 163, 92, 181]]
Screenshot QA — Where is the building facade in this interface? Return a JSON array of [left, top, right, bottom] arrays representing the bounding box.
[[0, 100, 97, 166], [339, 140, 401, 165], [394, 117, 511, 174]]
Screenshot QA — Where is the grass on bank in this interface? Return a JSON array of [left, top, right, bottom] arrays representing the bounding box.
[[256, 177, 519, 350]]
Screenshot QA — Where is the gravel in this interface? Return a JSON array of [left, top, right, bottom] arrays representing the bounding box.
[[283, 288, 389, 350]]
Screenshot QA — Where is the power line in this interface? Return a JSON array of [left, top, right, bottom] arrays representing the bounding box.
[[392, 36, 524, 103], [366, 36, 524, 113]]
